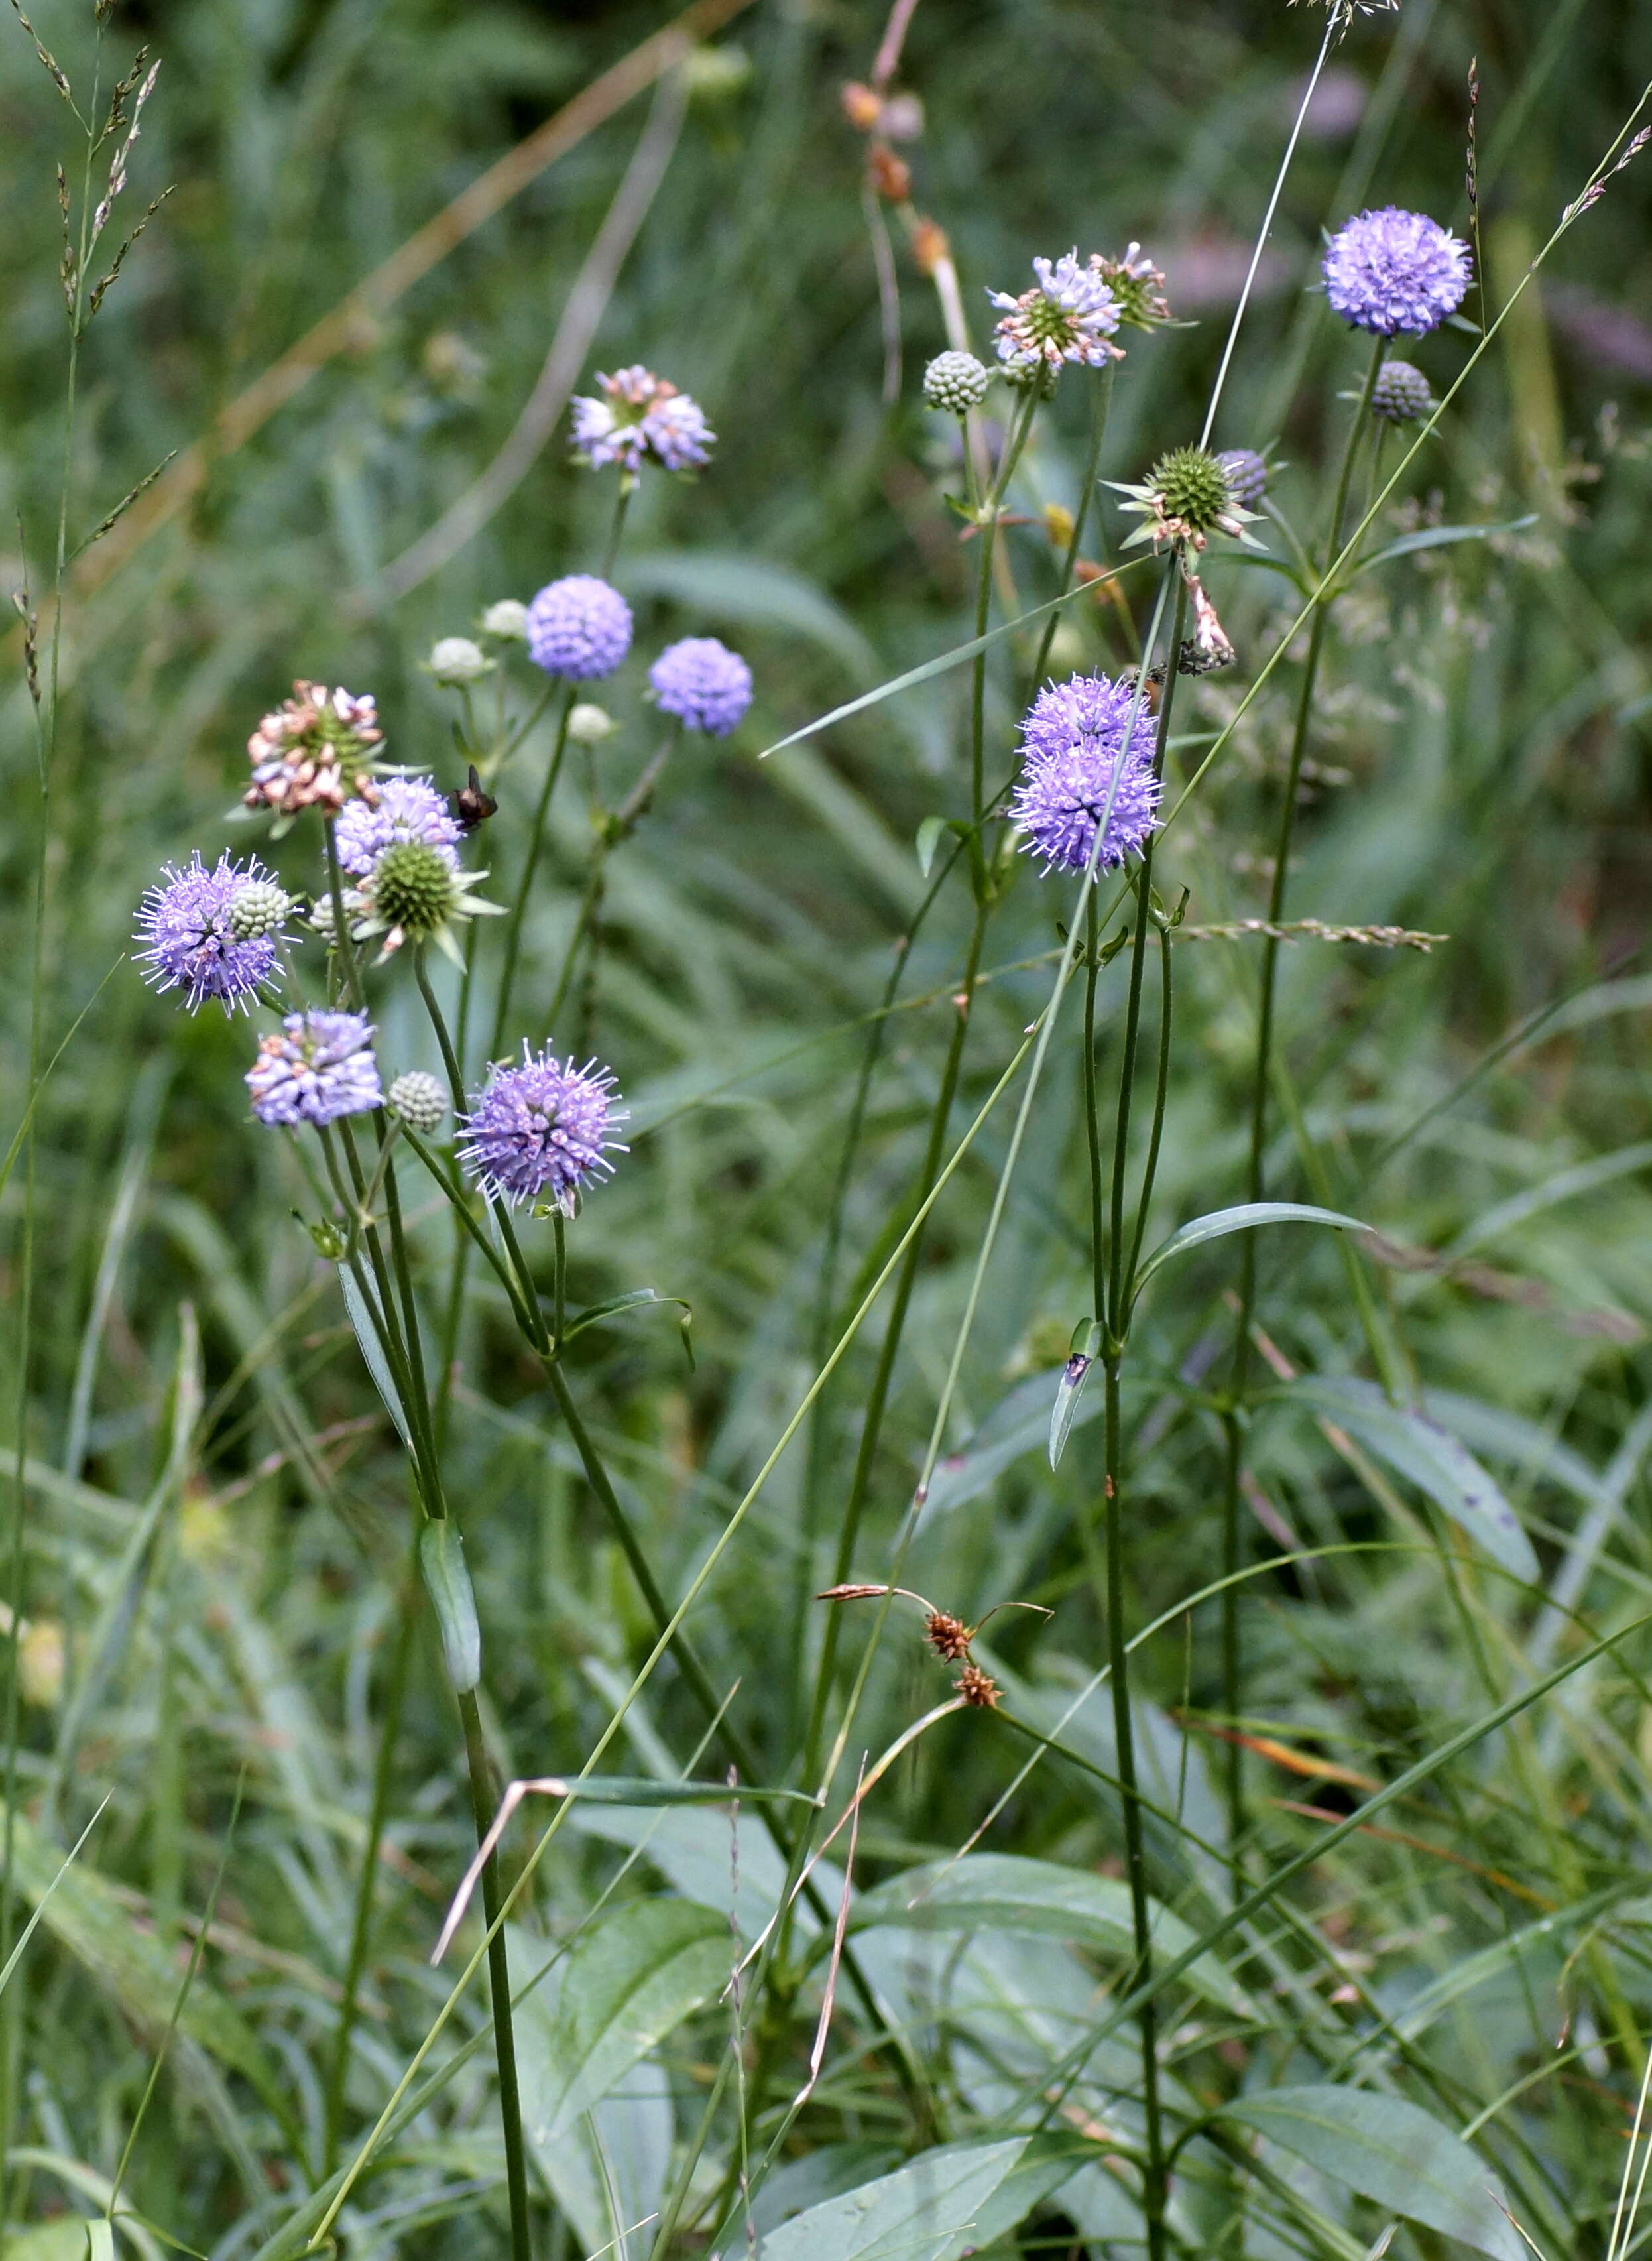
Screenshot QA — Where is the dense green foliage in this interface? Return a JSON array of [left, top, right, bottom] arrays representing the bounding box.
[[4, 0, 1652, 2255]]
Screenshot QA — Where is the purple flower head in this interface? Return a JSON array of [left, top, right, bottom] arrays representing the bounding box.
[[1010, 673, 1161, 876], [1322, 208, 1470, 337], [526, 574, 634, 682], [334, 774, 461, 877], [135, 851, 288, 1014], [989, 251, 1121, 373], [570, 366, 715, 474], [247, 1011, 383, 1127], [457, 1045, 628, 1213], [649, 637, 753, 737]]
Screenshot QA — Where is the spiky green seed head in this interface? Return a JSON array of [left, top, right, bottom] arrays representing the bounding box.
[[1148, 446, 1234, 533], [923, 350, 990, 414], [387, 1070, 447, 1134], [371, 841, 457, 934], [1371, 359, 1434, 425], [226, 879, 294, 941]]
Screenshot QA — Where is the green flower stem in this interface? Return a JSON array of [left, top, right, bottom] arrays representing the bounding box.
[[1218, 331, 1386, 1874], [489, 688, 577, 1062], [322, 1559, 417, 2177], [457, 1683, 534, 2261], [969, 387, 1039, 851], [1087, 572, 1187, 2261], [322, 820, 365, 1014], [1032, 365, 1114, 690]]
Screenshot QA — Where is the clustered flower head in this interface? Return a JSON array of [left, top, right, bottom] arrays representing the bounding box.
[[649, 637, 754, 737], [1216, 447, 1269, 509], [923, 349, 990, 414], [335, 775, 461, 877], [427, 635, 494, 686], [245, 682, 384, 819], [387, 1069, 447, 1134], [526, 575, 634, 682], [1091, 243, 1172, 331], [570, 366, 715, 475], [1322, 207, 1470, 337], [989, 251, 1121, 375], [457, 1045, 628, 1215], [247, 1011, 383, 1127], [1113, 444, 1260, 553], [135, 851, 292, 1014], [1371, 359, 1435, 424], [1010, 672, 1162, 876]]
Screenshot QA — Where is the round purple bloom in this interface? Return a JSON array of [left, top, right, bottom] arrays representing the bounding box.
[[247, 1011, 383, 1127], [135, 851, 286, 1014], [526, 575, 634, 682], [649, 637, 753, 737], [334, 774, 461, 876], [457, 1045, 628, 1211], [1010, 673, 1161, 875], [1321, 208, 1470, 337]]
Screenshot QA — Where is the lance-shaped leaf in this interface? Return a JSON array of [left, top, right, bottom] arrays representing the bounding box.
[[1216, 2086, 1525, 2261], [419, 1520, 481, 1693], [756, 2134, 1084, 2261], [1134, 1201, 1370, 1304], [1264, 1375, 1538, 1583]]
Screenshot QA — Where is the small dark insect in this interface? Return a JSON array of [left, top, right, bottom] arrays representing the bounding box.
[[453, 764, 498, 832]]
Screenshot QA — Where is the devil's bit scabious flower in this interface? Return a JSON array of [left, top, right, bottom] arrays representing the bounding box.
[[1371, 359, 1435, 424], [989, 251, 1120, 373], [245, 682, 384, 818], [1114, 444, 1258, 552], [428, 635, 494, 686], [1011, 672, 1161, 876], [387, 1069, 447, 1134], [481, 599, 530, 641], [570, 366, 716, 473], [1090, 243, 1171, 331], [345, 838, 500, 963], [923, 349, 990, 414], [457, 1045, 628, 1213], [247, 1011, 383, 1127], [334, 774, 461, 877], [649, 637, 753, 737], [1216, 447, 1269, 508], [526, 575, 634, 681], [135, 852, 290, 1014], [1323, 208, 1470, 337]]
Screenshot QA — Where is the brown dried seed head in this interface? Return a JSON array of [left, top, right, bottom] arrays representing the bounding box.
[[817, 1583, 889, 1603], [840, 80, 882, 131], [910, 217, 949, 275], [955, 1663, 1000, 1708], [870, 146, 911, 202], [925, 1611, 971, 1661]]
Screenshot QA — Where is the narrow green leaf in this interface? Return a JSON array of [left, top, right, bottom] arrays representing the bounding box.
[[1048, 1320, 1104, 1471], [501, 1774, 816, 1809], [1216, 2086, 1525, 2261], [1134, 1201, 1369, 1302], [1350, 513, 1537, 578], [558, 1287, 693, 1357], [337, 1263, 414, 1453], [758, 564, 1148, 761], [1266, 1376, 1539, 1583], [915, 814, 947, 877], [850, 1853, 1248, 2012], [419, 1521, 481, 1693]]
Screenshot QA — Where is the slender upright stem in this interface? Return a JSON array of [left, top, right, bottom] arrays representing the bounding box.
[[1104, 1356, 1167, 2261], [490, 692, 576, 1060], [458, 1685, 534, 2261], [323, 1567, 417, 2176], [1033, 367, 1114, 690], [1218, 334, 1385, 1870]]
